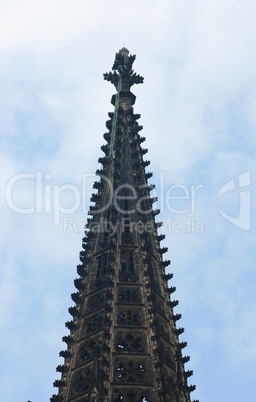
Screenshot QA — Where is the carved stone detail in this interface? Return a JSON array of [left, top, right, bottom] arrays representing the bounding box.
[[154, 317, 170, 342], [77, 338, 102, 365], [119, 251, 138, 283], [160, 366, 176, 396], [155, 297, 165, 316], [114, 358, 149, 383], [150, 294, 166, 318], [104, 48, 144, 92], [118, 287, 141, 304], [115, 331, 146, 353], [158, 340, 176, 371], [119, 270, 138, 283], [83, 314, 104, 336], [113, 388, 150, 402], [70, 365, 94, 397], [117, 308, 143, 326], [87, 292, 105, 312], [91, 275, 106, 290]]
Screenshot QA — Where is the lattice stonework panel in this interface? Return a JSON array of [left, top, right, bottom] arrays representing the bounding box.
[[91, 275, 106, 290], [119, 250, 139, 283], [113, 388, 151, 402], [115, 331, 146, 353], [118, 287, 142, 304], [119, 270, 139, 283], [158, 340, 176, 371], [160, 366, 176, 398], [154, 316, 171, 342], [114, 357, 150, 384], [83, 313, 104, 336], [69, 365, 94, 399], [117, 308, 143, 326], [153, 294, 167, 318], [87, 291, 106, 312], [76, 337, 102, 366]]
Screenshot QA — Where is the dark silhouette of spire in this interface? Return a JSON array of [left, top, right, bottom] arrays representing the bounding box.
[[51, 48, 197, 402]]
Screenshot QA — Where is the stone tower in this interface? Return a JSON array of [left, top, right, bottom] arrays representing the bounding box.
[[51, 48, 198, 402]]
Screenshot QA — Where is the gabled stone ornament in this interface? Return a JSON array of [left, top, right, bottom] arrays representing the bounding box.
[[51, 49, 197, 402]]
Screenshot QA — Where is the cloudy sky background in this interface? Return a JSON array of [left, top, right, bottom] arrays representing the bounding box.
[[0, 1, 256, 401]]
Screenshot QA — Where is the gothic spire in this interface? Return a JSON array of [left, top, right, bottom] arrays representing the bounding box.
[[50, 50, 197, 402]]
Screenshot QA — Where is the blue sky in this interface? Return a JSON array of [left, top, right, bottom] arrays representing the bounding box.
[[0, 1, 256, 401]]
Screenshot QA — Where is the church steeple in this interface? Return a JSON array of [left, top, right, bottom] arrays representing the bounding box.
[[51, 49, 197, 402]]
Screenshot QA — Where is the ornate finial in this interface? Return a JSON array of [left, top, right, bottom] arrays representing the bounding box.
[[103, 48, 144, 92]]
